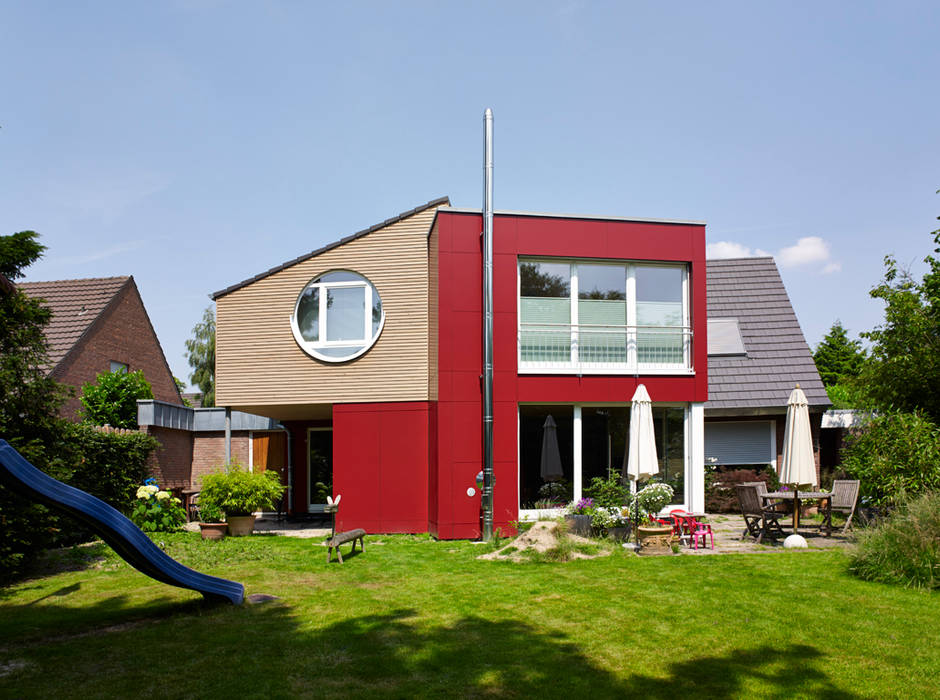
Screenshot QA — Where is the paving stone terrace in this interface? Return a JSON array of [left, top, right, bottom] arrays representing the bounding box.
[[190, 514, 857, 555]]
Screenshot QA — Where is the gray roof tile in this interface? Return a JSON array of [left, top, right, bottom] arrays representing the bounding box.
[[706, 257, 828, 412]]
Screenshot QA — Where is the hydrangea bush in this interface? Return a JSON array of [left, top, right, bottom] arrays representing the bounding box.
[[131, 481, 187, 532]]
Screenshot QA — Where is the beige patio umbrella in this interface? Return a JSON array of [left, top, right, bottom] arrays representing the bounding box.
[[626, 384, 659, 490], [626, 384, 659, 550], [780, 384, 817, 531]]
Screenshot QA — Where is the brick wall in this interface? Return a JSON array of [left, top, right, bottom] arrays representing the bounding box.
[[53, 279, 182, 420], [140, 425, 194, 490], [191, 432, 250, 486]]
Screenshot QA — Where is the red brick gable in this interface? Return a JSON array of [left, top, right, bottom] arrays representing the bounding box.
[[20, 276, 182, 420]]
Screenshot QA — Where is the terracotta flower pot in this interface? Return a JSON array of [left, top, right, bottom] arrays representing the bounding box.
[[226, 515, 257, 537], [637, 524, 674, 555], [199, 522, 228, 540]]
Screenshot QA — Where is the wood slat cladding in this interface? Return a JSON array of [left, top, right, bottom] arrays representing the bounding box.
[[216, 207, 439, 410]]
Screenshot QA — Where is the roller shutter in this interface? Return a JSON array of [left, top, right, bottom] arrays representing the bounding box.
[[705, 421, 773, 465]]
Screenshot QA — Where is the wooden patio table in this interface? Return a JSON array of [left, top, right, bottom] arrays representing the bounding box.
[[763, 491, 833, 535]]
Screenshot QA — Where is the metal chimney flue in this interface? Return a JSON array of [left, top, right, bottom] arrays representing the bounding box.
[[481, 108, 495, 541]]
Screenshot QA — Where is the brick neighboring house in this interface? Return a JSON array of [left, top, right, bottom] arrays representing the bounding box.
[[18, 276, 183, 420], [704, 257, 830, 480]]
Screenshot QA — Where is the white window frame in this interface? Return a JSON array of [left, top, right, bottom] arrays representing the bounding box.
[[290, 270, 386, 363], [517, 258, 692, 375]]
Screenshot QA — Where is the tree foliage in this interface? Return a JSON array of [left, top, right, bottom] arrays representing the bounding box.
[[859, 223, 940, 421], [813, 320, 866, 387], [0, 231, 66, 466], [185, 305, 215, 407], [79, 369, 153, 429], [841, 411, 940, 508]]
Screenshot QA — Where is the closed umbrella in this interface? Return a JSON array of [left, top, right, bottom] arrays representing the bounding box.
[[626, 384, 658, 551], [626, 384, 659, 489], [540, 415, 565, 503], [780, 385, 817, 531]]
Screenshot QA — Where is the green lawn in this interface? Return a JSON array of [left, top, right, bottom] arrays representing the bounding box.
[[1, 533, 938, 699]]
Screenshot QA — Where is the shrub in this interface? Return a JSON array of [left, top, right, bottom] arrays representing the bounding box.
[[850, 491, 940, 590], [705, 467, 778, 513], [0, 424, 158, 581], [130, 482, 186, 533], [584, 474, 630, 508], [199, 462, 286, 518], [841, 411, 940, 508], [79, 369, 153, 429]]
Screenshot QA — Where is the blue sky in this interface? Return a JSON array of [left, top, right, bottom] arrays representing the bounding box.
[[3, 2, 938, 389]]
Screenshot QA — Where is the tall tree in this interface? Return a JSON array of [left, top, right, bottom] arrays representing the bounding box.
[[859, 210, 940, 421], [0, 231, 66, 462], [185, 305, 215, 407], [813, 320, 866, 387]]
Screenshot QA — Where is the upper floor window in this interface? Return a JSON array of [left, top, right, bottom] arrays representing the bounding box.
[[110, 361, 129, 373], [290, 270, 385, 363], [518, 259, 690, 374]]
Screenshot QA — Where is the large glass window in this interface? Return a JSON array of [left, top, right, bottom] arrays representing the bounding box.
[[291, 270, 384, 362], [519, 403, 688, 511], [636, 266, 685, 365], [518, 259, 689, 372], [519, 262, 571, 363]]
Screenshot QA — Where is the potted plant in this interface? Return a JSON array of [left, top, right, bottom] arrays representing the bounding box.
[[607, 506, 633, 542], [197, 503, 228, 540], [634, 482, 675, 555], [198, 462, 286, 536], [564, 497, 594, 537]]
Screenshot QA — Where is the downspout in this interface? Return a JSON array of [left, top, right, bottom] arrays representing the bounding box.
[[481, 108, 495, 541], [273, 422, 293, 517], [224, 407, 232, 465]]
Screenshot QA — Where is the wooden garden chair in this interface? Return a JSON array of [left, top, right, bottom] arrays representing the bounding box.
[[830, 480, 860, 534], [735, 484, 785, 544]]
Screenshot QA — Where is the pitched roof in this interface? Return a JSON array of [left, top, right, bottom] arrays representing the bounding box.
[[18, 276, 131, 373], [705, 257, 829, 413], [211, 196, 450, 300]]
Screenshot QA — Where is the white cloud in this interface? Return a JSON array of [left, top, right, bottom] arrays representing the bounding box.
[[706, 241, 771, 259], [777, 236, 830, 267], [707, 233, 842, 275]]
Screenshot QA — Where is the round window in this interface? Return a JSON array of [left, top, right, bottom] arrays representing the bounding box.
[[290, 270, 385, 362]]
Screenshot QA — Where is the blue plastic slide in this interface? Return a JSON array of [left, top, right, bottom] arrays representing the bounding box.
[[0, 439, 244, 605]]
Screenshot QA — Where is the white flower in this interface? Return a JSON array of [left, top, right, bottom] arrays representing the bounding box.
[[145, 484, 159, 495], [136, 486, 151, 499], [156, 491, 171, 501]]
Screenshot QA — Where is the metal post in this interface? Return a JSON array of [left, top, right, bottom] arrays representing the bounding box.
[[224, 407, 232, 465], [481, 108, 495, 542]]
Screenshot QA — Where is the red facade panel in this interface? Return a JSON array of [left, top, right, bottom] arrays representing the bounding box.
[[333, 402, 429, 534], [430, 210, 708, 538]]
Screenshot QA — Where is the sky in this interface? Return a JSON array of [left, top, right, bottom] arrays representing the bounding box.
[[2, 2, 938, 390]]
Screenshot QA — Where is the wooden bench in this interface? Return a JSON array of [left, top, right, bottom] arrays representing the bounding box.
[[325, 528, 366, 564]]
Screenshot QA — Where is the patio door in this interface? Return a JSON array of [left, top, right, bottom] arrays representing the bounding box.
[[307, 427, 333, 513]]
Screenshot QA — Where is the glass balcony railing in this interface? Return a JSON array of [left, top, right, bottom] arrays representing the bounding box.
[[518, 323, 692, 372]]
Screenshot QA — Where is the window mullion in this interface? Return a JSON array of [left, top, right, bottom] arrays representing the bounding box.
[[570, 263, 579, 365]]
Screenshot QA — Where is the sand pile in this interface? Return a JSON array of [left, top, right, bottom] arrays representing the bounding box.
[[478, 521, 610, 561]]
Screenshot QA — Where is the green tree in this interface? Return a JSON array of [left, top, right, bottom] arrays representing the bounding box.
[[79, 369, 153, 429], [859, 216, 940, 421], [0, 231, 67, 462], [185, 305, 215, 407], [813, 320, 866, 387]]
